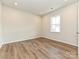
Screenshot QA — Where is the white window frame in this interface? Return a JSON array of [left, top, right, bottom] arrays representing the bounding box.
[[50, 15, 61, 32]]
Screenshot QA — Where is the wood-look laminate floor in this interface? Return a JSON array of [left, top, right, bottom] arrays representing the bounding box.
[[0, 38, 78, 59]]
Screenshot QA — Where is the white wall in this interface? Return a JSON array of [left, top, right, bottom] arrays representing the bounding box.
[[42, 3, 78, 46], [2, 5, 41, 44]]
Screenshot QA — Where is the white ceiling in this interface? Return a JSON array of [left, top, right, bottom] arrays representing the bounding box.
[[1, 0, 78, 15]]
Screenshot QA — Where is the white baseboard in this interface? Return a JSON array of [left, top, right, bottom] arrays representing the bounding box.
[[2, 36, 39, 45], [0, 43, 3, 48], [1, 36, 78, 48], [42, 36, 78, 47], [0, 45, 2, 48]]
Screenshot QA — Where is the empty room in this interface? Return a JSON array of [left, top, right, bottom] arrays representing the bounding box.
[[0, 0, 78, 59]]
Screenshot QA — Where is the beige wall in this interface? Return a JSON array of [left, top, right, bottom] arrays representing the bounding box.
[[42, 3, 78, 46], [2, 5, 41, 44], [78, 2, 79, 55], [0, 2, 3, 47], [0, 2, 78, 47]]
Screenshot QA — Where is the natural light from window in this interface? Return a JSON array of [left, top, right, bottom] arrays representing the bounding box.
[[50, 15, 60, 32]]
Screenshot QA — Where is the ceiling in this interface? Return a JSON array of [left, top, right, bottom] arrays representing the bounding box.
[[1, 0, 78, 16]]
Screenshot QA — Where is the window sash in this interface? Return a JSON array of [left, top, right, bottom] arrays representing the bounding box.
[[50, 24, 60, 32], [51, 16, 60, 24], [50, 15, 60, 32]]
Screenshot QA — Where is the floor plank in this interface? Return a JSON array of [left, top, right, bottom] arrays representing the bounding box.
[[0, 38, 78, 59]]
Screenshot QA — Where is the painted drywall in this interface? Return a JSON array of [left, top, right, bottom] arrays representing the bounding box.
[[1, 2, 78, 47], [42, 3, 78, 46], [0, 2, 3, 47], [2, 5, 41, 44], [78, 2, 79, 56]]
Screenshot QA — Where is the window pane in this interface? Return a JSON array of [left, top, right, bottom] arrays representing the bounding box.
[[50, 15, 60, 32], [50, 25, 56, 32], [51, 25, 55, 29], [50, 25, 60, 32], [51, 17, 56, 24], [55, 16, 60, 24], [55, 25, 60, 32]]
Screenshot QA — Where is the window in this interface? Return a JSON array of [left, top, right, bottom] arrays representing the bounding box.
[[50, 15, 60, 32]]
